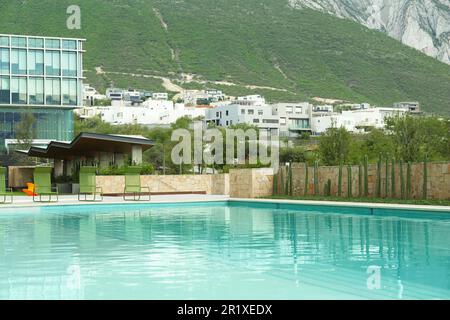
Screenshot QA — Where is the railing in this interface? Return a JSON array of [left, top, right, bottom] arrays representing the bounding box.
[[288, 125, 311, 131]]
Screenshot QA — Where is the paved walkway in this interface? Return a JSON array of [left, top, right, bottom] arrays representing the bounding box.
[[0, 194, 448, 213], [0, 194, 230, 208]]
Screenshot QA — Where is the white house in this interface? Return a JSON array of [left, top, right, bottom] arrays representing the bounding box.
[[123, 89, 142, 103], [106, 88, 124, 101], [236, 95, 266, 106], [271, 102, 313, 137], [205, 97, 279, 135], [312, 107, 409, 134], [313, 105, 333, 113], [183, 89, 225, 106], [83, 84, 106, 106], [77, 99, 206, 126], [393, 101, 421, 113], [152, 92, 169, 100]]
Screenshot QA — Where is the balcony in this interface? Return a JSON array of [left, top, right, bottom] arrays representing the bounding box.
[[288, 124, 311, 131]]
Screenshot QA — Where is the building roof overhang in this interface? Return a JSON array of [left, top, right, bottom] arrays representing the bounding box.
[[21, 132, 154, 160]]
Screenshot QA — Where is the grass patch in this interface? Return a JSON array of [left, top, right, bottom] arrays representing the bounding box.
[[264, 195, 450, 206]]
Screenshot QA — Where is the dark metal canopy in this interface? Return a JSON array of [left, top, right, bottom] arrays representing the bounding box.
[[22, 132, 154, 160]]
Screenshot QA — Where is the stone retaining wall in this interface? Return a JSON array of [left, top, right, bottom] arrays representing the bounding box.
[[277, 162, 450, 200], [95, 174, 230, 195]]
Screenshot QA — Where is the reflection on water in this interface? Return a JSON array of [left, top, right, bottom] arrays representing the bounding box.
[[0, 202, 449, 299]]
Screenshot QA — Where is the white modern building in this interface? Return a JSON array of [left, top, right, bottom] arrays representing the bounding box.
[[106, 88, 124, 101], [393, 101, 421, 113], [313, 105, 333, 113], [312, 107, 409, 134], [205, 97, 279, 135], [152, 92, 169, 100], [236, 95, 266, 106], [123, 89, 141, 103], [336, 102, 371, 110], [271, 102, 313, 137], [183, 89, 225, 106], [76, 99, 206, 126], [83, 84, 106, 106]]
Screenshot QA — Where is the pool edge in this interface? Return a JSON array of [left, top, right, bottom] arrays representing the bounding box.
[[0, 196, 448, 214], [230, 198, 450, 213]]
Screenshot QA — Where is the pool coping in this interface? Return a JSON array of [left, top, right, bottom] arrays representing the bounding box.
[[230, 198, 450, 213], [0, 197, 229, 209], [0, 195, 448, 213]]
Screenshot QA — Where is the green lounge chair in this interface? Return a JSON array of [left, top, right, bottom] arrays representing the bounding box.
[[78, 166, 103, 201], [0, 167, 13, 204], [123, 166, 150, 201], [33, 167, 58, 202]]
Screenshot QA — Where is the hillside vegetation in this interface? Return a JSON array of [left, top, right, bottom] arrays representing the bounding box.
[[0, 0, 449, 114]]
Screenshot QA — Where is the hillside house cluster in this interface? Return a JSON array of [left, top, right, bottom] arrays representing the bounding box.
[[78, 85, 417, 137]]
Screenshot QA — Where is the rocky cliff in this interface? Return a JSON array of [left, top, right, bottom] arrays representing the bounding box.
[[289, 0, 450, 64]]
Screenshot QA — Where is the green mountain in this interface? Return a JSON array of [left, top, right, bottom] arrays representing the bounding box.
[[1, 0, 449, 114]]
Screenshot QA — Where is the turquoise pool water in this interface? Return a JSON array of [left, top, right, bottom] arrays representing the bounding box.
[[0, 201, 449, 300]]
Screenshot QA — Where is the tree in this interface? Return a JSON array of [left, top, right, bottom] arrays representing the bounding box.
[[280, 146, 306, 163], [145, 127, 173, 174], [419, 116, 450, 161], [318, 126, 352, 165], [171, 116, 193, 130], [360, 128, 394, 162], [15, 109, 36, 149], [385, 115, 450, 162], [385, 115, 422, 162]]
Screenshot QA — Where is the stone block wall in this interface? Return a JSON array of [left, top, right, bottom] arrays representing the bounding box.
[[211, 173, 230, 195], [229, 168, 274, 198], [95, 174, 230, 195]]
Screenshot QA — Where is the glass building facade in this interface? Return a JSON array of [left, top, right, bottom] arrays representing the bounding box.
[[0, 34, 84, 143]]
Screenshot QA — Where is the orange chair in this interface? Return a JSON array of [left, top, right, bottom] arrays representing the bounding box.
[[22, 182, 37, 196]]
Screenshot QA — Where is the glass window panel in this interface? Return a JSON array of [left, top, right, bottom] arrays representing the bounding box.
[[28, 38, 44, 48], [71, 79, 78, 105], [61, 52, 68, 77], [45, 78, 60, 105], [0, 77, 10, 104], [19, 50, 27, 74], [5, 112, 12, 122], [62, 40, 76, 50], [0, 36, 9, 46], [28, 50, 44, 75], [29, 77, 44, 104], [62, 51, 77, 76], [45, 39, 60, 49], [11, 49, 27, 75], [53, 78, 60, 105], [69, 53, 77, 77], [62, 78, 69, 105], [62, 79, 77, 105], [11, 37, 26, 47], [0, 48, 9, 74], [11, 77, 27, 104], [45, 51, 60, 76], [77, 53, 82, 77]]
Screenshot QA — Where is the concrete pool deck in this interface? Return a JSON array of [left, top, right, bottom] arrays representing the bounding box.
[[0, 194, 448, 213], [0, 194, 230, 208]]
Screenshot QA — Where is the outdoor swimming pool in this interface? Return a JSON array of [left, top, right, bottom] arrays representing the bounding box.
[[0, 201, 449, 299]]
